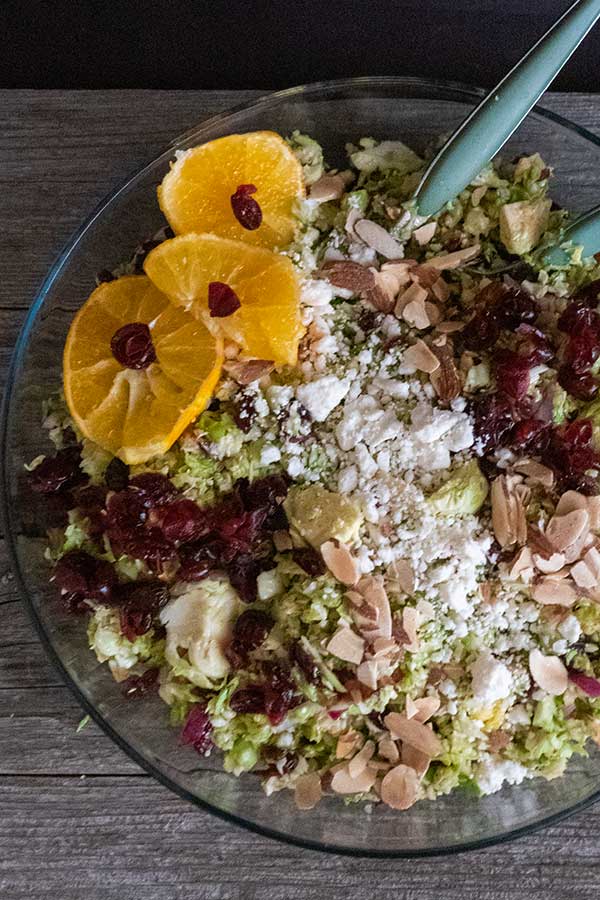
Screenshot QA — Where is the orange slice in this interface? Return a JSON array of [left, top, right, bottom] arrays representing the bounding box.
[[158, 131, 304, 249], [63, 275, 223, 464], [144, 233, 303, 367]]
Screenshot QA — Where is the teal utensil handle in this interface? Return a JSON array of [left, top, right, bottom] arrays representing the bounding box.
[[544, 203, 600, 265], [414, 0, 600, 217]]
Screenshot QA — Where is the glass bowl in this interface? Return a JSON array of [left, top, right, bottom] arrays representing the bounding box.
[[3, 77, 600, 857]]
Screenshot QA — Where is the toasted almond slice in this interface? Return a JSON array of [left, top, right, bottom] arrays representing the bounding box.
[[405, 696, 418, 719], [531, 577, 577, 607], [403, 297, 431, 330], [372, 637, 397, 656], [395, 280, 428, 317], [584, 546, 600, 580], [401, 744, 431, 778], [346, 589, 365, 607], [571, 560, 598, 589], [416, 598, 435, 622], [401, 607, 420, 652], [487, 730, 512, 753], [529, 648, 568, 695], [513, 459, 554, 489], [431, 277, 450, 303], [425, 301, 442, 324], [546, 508, 590, 553], [410, 264, 440, 289], [367, 759, 392, 773], [336, 730, 363, 759], [491, 474, 526, 549], [390, 558, 415, 594], [331, 764, 377, 795], [381, 260, 416, 279], [556, 490, 588, 517], [412, 221, 437, 246], [435, 320, 465, 334], [321, 540, 360, 586], [353, 219, 405, 259], [533, 552, 566, 574], [273, 530, 293, 552], [294, 773, 322, 810], [356, 659, 380, 690], [378, 736, 400, 763], [508, 546, 535, 580], [380, 764, 419, 810], [587, 496, 600, 531], [403, 339, 440, 374], [348, 739, 375, 778], [222, 357, 274, 385], [373, 268, 404, 308], [429, 335, 461, 404], [384, 713, 443, 757], [412, 695, 441, 723], [357, 575, 392, 639], [309, 173, 347, 202], [344, 207, 363, 239], [326, 626, 365, 665], [425, 244, 480, 270]]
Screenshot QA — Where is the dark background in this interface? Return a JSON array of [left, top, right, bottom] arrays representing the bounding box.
[[1, 0, 599, 91]]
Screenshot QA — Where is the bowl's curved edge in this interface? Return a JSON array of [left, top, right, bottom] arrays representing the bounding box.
[[3, 75, 600, 857]]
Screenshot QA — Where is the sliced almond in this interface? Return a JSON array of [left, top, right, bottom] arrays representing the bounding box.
[[425, 244, 480, 270], [353, 218, 405, 259], [345, 206, 363, 239], [336, 730, 363, 759], [380, 764, 419, 810], [294, 773, 322, 810], [401, 744, 431, 778], [403, 339, 440, 374], [416, 598, 435, 622], [412, 695, 441, 723], [309, 173, 347, 202], [321, 540, 360, 586], [331, 764, 377, 795], [326, 626, 365, 665], [555, 490, 588, 517], [372, 637, 397, 657], [319, 259, 375, 295], [425, 301, 442, 325], [584, 546, 600, 581], [348, 739, 375, 778], [405, 696, 418, 719], [546, 508, 589, 554], [507, 546, 535, 581], [384, 713, 443, 757], [390, 559, 415, 594], [356, 575, 392, 639], [222, 357, 274, 385], [587, 496, 600, 531], [435, 320, 465, 334], [513, 459, 554, 489], [381, 259, 416, 280], [356, 659, 380, 690], [412, 221, 437, 246], [488, 730, 511, 753], [531, 577, 577, 607], [378, 735, 400, 763], [529, 648, 568, 695], [533, 552, 566, 574], [410, 264, 440, 289], [431, 277, 450, 303], [491, 474, 527, 549], [395, 280, 428, 317], [401, 606, 420, 652], [373, 268, 404, 308], [571, 560, 598, 590], [403, 296, 431, 330], [429, 335, 461, 404]]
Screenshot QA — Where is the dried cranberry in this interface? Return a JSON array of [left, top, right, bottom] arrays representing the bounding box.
[[462, 307, 501, 351], [262, 749, 298, 776], [227, 554, 264, 603], [515, 324, 554, 366], [564, 324, 600, 374], [291, 547, 326, 576], [111, 580, 169, 641], [208, 281, 241, 317], [218, 508, 268, 551], [128, 473, 178, 507], [232, 394, 257, 433], [558, 365, 598, 400], [178, 538, 229, 581], [493, 349, 530, 400], [104, 457, 130, 492], [472, 394, 515, 453], [104, 489, 147, 537], [181, 704, 213, 755], [228, 609, 274, 666], [546, 418, 600, 487], [289, 640, 321, 684], [558, 300, 599, 334], [111, 322, 156, 369], [122, 667, 160, 699], [230, 184, 262, 231], [52, 550, 117, 604], [230, 685, 266, 714], [509, 418, 550, 452], [236, 474, 289, 512], [152, 498, 211, 545], [495, 285, 538, 329], [262, 661, 301, 725], [574, 278, 600, 307], [28, 446, 84, 494]]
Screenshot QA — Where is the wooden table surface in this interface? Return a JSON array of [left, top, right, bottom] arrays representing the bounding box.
[[3, 89, 600, 900]]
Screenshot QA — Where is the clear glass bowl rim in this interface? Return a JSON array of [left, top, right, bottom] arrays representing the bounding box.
[[4, 75, 600, 858]]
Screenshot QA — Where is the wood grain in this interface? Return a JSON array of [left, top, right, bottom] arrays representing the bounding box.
[[3, 90, 600, 900]]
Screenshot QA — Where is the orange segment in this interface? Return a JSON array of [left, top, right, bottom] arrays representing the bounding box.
[[144, 233, 303, 367], [158, 131, 304, 249], [63, 275, 223, 464]]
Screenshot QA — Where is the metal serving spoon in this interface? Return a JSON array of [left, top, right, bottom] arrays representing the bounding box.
[[413, 0, 600, 219]]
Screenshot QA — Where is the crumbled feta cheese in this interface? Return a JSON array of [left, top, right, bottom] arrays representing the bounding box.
[[296, 375, 350, 423], [260, 445, 281, 465], [476, 757, 530, 795], [558, 614, 581, 645], [470, 651, 513, 704], [257, 569, 283, 601]]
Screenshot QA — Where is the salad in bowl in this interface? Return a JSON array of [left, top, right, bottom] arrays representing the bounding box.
[[26, 125, 600, 814]]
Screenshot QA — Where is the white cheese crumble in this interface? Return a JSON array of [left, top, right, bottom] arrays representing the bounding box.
[[470, 651, 513, 705]]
